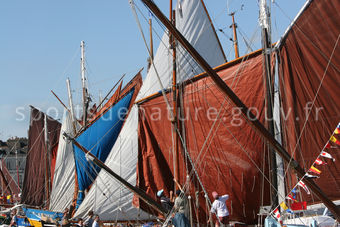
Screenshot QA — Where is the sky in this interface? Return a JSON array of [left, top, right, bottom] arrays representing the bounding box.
[[0, 0, 306, 141]]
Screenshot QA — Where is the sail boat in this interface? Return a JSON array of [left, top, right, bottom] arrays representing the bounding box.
[[73, 0, 226, 222], [47, 0, 339, 226]]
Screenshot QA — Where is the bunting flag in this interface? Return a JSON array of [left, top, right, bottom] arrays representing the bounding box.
[[334, 128, 340, 135], [280, 202, 293, 214], [305, 173, 320, 179], [320, 151, 335, 161], [298, 181, 310, 194], [325, 142, 331, 148], [273, 208, 281, 220], [287, 193, 298, 202], [314, 158, 327, 165], [330, 136, 340, 145], [309, 166, 321, 175]]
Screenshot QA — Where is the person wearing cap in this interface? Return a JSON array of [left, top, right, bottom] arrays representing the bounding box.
[[172, 189, 190, 227], [156, 189, 173, 213], [208, 191, 229, 226]]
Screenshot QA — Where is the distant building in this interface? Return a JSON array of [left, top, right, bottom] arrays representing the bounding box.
[[0, 137, 27, 189]]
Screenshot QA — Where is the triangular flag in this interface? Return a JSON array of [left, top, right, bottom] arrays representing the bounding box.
[[314, 158, 327, 165], [330, 136, 340, 145], [325, 142, 331, 149], [320, 151, 335, 161], [305, 173, 320, 179], [280, 202, 289, 211], [309, 166, 321, 175], [273, 208, 281, 220], [298, 181, 310, 194], [334, 128, 340, 135], [287, 193, 298, 202]]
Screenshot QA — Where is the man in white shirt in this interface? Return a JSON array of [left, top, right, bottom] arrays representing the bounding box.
[[209, 191, 229, 226]]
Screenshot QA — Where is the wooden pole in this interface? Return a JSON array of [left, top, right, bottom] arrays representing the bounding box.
[[230, 12, 239, 59], [140, 0, 340, 221]]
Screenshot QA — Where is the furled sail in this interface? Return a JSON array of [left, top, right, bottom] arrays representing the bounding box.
[[21, 106, 61, 207], [49, 112, 75, 212], [136, 52, 270, 224], [73, 72, 142, 208], [277, 0, 340, 203], [74, 0, 225, 221]]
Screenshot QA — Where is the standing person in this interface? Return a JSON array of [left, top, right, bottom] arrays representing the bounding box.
[[208, 191, 230, 227], [92, 215, 100, 227], [172, 189, 190, 227], [84, 210, 94, 227], [156, 189, 173, 213]]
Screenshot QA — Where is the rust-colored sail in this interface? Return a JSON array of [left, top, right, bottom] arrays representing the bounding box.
[[135, 52, 271, 224], [278, 0, 340, 203], [21, 106, 61, 207], [0, 159, 20, 197]]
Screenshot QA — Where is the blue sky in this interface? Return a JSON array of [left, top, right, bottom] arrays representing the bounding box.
[[0, 0, 306, 141]]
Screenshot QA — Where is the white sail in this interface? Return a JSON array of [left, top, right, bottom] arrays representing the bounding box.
[[49, 112, 75, 212], [74, 0, 225, 220], [137, 0, 225, 99]]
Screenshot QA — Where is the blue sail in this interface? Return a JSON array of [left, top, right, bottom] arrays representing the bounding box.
[[74, 89, 134, 208]]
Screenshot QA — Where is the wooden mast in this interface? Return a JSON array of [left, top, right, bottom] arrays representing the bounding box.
[[170, 0, 180, 192], [44, 114, 51, 208], [230, 12, 239, 59], [140, 0, 340, 221], [81, 41, 89, 127], [259, 0, 278, 209]]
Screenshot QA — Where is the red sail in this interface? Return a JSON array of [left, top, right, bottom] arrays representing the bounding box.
[[135, 52, 271, 224], [278, 0, 340, 202], [21, 106, 61, 207]]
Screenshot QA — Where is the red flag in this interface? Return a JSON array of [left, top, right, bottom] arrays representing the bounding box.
[[325, 142, 331, 148], [273, 208, 281, 220], [309, 166, 321, 175], [287, 194, 298, 202], [291, 201, 307, 211], [334, 128, 340, 135], [298, 181, 310, 194], [314, 158, 326, 165], [320, 151, 335, 161]]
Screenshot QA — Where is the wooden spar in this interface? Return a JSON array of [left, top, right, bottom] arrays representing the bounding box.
[[63, 132, 167, 216], [260, 0, 278, 208], [229, 12, 239, 59], [51, 90, 70, 112], [140, 0, 340, 221], [149, 18, 154, 61], [169, 3, 180, 192], [200, 0, 227, 62]]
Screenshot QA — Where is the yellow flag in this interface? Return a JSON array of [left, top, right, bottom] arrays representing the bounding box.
[[330, 136, 340, 145], [309, 165, 321, 174], [280, 202, 288, 210]]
